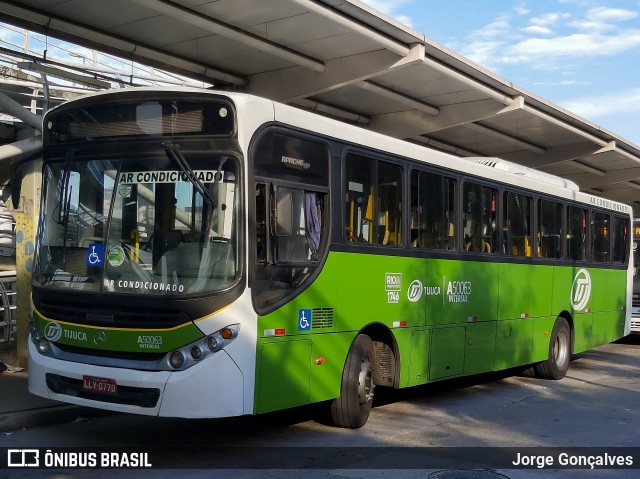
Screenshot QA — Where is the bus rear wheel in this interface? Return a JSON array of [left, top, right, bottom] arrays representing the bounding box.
[[534, 317, 571, 380], [330, 334, 375, 428]]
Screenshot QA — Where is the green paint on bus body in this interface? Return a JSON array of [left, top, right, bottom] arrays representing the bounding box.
[[33, 309, 204, 353], [255, 251, 628, 414]]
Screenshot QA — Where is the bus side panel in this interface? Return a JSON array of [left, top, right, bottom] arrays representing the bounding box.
[[551, 266, 573, 315], [552, 266, 590, 351], [334, 252, 425, 331], [530, 316, 556, 362], [494, 318, 533, 370], [572, 312, 593, 354], [257, 339, 312, 414], [425, 259, 499, 325], [333, 251, 425, 390], [591, 312, 614, 347], [464, 321, 497, 375], [498, 263, 554, 320], [587, 268, 627, 347], [590, 268, 627, 314], [429, 326, 465, 380], [407, 328, 430, 386], [309, 331, 355, 403]]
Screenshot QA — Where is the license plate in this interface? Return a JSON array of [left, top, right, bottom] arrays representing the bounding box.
[[632, 307, 640, 315], [82, 375, 117, 394]]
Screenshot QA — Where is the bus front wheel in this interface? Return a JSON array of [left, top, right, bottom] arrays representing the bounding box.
[[330, 334, 375, 428], [534, 317, 571, 380]]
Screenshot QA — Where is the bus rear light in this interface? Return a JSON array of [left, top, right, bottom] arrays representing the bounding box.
[[392, 321, 406, 327]]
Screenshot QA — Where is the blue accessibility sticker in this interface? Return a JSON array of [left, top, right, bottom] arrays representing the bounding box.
[[86, 243, 104, 267], [298, 309, 311, 331]]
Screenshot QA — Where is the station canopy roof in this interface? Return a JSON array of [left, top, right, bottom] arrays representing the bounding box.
[[3, 0, 640, 211]]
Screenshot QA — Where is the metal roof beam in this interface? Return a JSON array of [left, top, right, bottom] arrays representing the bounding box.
[[499, 143, 607, 169], [248, 47, 422, 102], [570, 161, 606, 177], [129, 0, 326, 72], [294, 98, 370, 125], [0, 0, 246, 86], [289, 0, 412, 57], [522, 104, 607, 148], [410, 135, 480, 157], [0, 90, 41, 130], [421, 55, 513, 106], [369, 98, 512, 138], [0, 136, 41, 162], [290, 0, 516, 108], [464, 122, 546, 154], [593, 141, 640, 165], [357, 80, 438, 116], [569, 167, 640, 189], [17, 62, 111, 89]]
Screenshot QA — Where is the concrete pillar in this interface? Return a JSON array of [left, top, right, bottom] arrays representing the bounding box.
[[7, 160, 42, 368]]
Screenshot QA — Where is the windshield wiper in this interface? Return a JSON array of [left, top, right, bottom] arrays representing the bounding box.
[[53, 148, 76, 226], [54, 149, 76, 265], [161, 141, 216, 209]]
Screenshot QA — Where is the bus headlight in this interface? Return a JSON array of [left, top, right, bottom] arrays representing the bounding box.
[[165, 324, 239, 371], [190, 345, 203, 360], [30, 327, 52, 355], [206, 335, 219, 352], [37, 337, 50, 354], [169, 351, 185, 369]]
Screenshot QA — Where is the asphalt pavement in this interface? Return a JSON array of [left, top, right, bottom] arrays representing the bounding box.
[[0, 368, 107, 433]]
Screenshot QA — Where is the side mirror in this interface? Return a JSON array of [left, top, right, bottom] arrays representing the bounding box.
[[275, 190, 293, 236]]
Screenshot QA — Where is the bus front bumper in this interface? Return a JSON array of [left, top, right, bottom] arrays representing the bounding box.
[[28, 339, 245, 418]]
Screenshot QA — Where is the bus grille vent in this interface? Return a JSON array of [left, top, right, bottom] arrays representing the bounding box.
[[311, 308, 334, 329]]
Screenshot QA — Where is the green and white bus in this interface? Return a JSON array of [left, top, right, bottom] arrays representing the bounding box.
[[25, 88, 632, 428], [631, 220, 640, 333]]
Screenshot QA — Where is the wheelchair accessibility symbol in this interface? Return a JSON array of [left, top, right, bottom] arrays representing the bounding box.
[[86, 243, 104, 267], [298, 309, 311, 331]]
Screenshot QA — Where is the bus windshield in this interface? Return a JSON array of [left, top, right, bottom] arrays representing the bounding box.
[[33, 153, 239, 296]]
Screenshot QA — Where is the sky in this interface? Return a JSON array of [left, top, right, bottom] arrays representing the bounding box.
[[361, 0, 640, 147]]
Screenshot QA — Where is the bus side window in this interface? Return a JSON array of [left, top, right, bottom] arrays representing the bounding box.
[[612, 215, 629, 264], [463, 182, 496, 254], [591, 211, 610, 263], [538, 199, 562, 259], [344, 153, 403, 246], [503, 191, 532, 257], [411, 170, 456, 250], [566, 206, 587, 261]]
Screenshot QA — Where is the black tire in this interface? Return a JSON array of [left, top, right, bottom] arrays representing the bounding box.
[[520, 365, 537, 378], [534, 317, 571, 380], [330, 334, 376, 428]]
